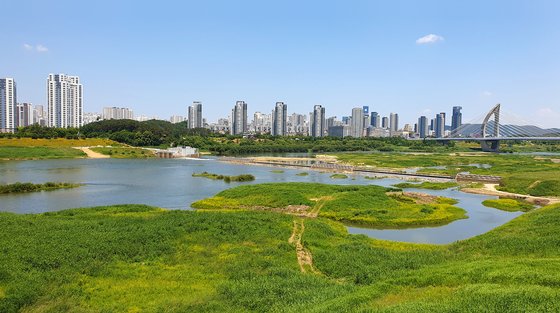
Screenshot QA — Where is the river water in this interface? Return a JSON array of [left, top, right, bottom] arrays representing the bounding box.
[[0, 158, 521, 244]]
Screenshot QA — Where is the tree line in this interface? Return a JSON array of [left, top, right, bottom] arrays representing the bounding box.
[[2, 119, 456, 154]]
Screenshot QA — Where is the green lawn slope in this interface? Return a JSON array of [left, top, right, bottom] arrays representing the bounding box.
[[0, 202, 559, 312]]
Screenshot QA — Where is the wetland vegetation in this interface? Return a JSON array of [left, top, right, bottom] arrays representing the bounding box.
[[0, 182, 81, 194], [192, 172, 255, 183], [192, 183, 466, 228], [0, 201, 559, 312], [334, 152, 560, 197], [482, 199, 535, 212]]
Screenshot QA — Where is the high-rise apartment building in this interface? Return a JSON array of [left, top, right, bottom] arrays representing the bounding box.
[[381, 116, 389, 129], [451, 106, 462, 132], [188, 101, 203, 128], [47, 74, 83, 128], [310, 105, 325, 137], [33, 105, 47, 126], [231, 101, 247, 135], [272, 102, 287, 136], [17, 103, 33, 127], [103, 107, 134, 120], [0, 78, 17, 132], [170, 115, 185, 124], [418, 116, 428, 138], [252, 112, 272, 133], [435, 113, 446, 138], [350, 107, 364, 138], [389, 113, 399, 133], [370, 112, 380, 127]]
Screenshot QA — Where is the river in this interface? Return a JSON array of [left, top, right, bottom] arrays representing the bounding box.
[[0, 157, 522, 244]]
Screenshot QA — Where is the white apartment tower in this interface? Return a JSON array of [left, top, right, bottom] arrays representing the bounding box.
[[0, 78, 17, 132], [188, 101, 203, 128], [272, 102, 287, 136], [47, 74, 83, 128]]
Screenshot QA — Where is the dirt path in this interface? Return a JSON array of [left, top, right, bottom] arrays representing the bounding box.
[[462, 183, 560, 205], [289, 219, 320, 274], [73, 147, 110, 159]]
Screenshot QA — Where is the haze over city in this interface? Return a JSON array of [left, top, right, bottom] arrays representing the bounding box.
[[1, 0, 560, 127]]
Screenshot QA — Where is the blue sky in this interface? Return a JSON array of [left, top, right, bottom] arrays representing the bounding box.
[[1, 0, 560, 127]]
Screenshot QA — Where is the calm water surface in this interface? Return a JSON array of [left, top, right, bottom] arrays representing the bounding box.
[[0, 158, 521, 244]]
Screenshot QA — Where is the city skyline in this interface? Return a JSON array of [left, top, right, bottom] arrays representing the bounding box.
[[1, 1, 560, 128]]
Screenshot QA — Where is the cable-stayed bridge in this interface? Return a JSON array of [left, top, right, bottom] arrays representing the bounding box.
[[419, 104, 560, 152]]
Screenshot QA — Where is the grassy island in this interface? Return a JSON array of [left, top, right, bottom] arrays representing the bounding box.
[[0, 202, 559, 312], [393, 181, 459, 190], [192, 172, 255, 183], [0, 182, 81, 194], [192, 183, 466, 228], [482, 198, 535, 212]]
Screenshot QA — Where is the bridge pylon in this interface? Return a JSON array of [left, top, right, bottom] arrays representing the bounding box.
[[481, 103, 501, 152]]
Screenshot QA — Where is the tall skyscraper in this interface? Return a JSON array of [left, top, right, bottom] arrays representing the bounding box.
[[350, 107, 364, 138], [310, 105, 325, 137], [362, 106, 369, 115], [231, 101, 247, 135], [0, 78, 17, 132], [188, 101, 203, 128], [435, 113, 446, 138], [272, 102, 287, 136], [370, 112, 380, 127], [17, 103, 33, 127], [381, 116, 389, 129], [418, 116, 428, 138], [389, 113, 399, 133], [47, 74, 83, 128], [451, 106, 462, 132]]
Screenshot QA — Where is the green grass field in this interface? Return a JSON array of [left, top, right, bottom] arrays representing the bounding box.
[[334, 152, 560, 196], [0, 202, 559, 312], [0, 138, 121, 160], [0, 146, 86, 160], [90, 147, 155, 158], [192, 183, 466, 228]]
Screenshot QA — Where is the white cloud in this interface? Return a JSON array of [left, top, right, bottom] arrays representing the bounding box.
[[482, 91, 493, 96], [23, 43, 49, 52], [36, 44, 48, 52], [416, 34, 444, 45]]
